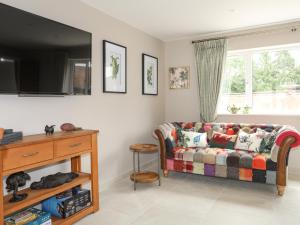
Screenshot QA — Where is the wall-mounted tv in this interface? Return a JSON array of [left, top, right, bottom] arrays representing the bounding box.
[[0, 3, 92, 95]]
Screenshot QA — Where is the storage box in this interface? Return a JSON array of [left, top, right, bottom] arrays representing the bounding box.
[[42, 188, 91, 218]]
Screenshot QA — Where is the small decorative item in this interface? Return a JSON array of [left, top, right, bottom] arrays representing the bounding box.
[[103, 40, 127, 93], [30, 172, 79, 190], [6, 171, 31, 202], [60, 123, 82, 132], [243, 105, 251, 114], [169, 66, 190, 89], [142, 54, 158, 95], [44, 125, 55, 135], [227, 104, 241, 114]]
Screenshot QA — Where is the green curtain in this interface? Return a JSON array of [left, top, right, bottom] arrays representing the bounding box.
[[193, 39, 228, 122]]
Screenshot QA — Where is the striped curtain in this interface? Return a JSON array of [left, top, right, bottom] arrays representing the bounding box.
[[193, 39, 228, 122]]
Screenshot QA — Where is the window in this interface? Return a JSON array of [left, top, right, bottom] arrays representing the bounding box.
[[63, 59, 91, 95], [218, 44, 300, 115]]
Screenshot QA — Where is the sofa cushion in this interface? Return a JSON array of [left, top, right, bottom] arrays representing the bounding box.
[[239, 168, 253, 181], [193, 149, 205, 162], [204, 164, 215, 176], [239, 153, 253, 168], [180, 130, 207, 148], [259, 129, 277, 153], [215, 165, 227, 177], [266, 158, 277, 171], [235, 129, 264, 152], [193, 162, 204, 174], [170, 146, 275, 184], [202, 148, 218, 164], [227, 167, 239, 180], [252, 154, 267, 170], [183, 148, 196, 162], [209, 131, 237, 149], [226, 152, 240, 167], [252, 169, 266, 183]]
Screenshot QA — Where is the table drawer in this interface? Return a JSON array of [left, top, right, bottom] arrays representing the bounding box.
[[54, 135, 91, 157], [3, 142, 53, 171]]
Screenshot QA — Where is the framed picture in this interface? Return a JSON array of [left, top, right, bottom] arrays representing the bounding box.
[[103, 40, 127, 93], [142, 54, 158, 95], [169, 66, 190, 89]]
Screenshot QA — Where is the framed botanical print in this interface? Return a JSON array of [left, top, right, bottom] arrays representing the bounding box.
[[103, 40, 127, 93], [169, 66, 190, 89], [142, 54, 158, 95]]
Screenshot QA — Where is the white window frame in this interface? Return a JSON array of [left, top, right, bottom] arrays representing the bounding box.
[[219, 43, 300, 116]]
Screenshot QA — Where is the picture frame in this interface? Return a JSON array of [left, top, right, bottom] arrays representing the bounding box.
[[103, 40, 127, 93], [142, 54, 158, 95], [169, 66, 190, 89]]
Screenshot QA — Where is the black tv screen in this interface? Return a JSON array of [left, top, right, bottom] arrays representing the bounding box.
[[0, 3, 92, 95]]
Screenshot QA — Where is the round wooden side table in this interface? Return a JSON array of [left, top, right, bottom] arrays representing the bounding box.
[[129, 144, 161, 190]]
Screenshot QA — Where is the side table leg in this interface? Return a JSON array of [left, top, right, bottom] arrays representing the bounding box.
[[137, 152, 140, 172], [133, 152, 136, 191]]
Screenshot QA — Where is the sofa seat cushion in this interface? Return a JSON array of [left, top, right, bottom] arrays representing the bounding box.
[[169, 147, 276, 184]]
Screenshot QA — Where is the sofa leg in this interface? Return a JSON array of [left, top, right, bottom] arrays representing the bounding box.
[[277, 185, 285, 196], [163, 169, 169, 177]]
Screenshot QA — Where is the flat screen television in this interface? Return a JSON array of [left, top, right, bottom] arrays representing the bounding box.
[[0, 3, 92, 95]]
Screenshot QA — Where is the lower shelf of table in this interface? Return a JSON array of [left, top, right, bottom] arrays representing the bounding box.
[[130, 171, 159, 183], [52, 205, 95, 225], [4, 172, 91, 217]]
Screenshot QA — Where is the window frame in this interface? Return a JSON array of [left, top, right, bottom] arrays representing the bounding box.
[[218, 43, 300, 116]]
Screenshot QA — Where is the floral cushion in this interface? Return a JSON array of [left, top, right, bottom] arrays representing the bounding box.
[[178, 130, 207, 148], [235, 129, 264, 152]]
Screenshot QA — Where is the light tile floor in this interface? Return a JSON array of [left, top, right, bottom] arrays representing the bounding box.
[[77, 171, 300, 225]]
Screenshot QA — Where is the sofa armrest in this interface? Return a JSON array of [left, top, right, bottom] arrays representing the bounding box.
[[276, 136, 296, 195], [155, 129, 168, 176]]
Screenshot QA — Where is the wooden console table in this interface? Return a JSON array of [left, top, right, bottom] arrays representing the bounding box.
[[0, 129, 99, 224]]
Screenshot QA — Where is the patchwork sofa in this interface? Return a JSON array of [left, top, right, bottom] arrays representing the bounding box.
[[155, 122, 300, 196]]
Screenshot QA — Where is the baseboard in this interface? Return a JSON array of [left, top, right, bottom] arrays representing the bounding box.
[[288, 167, 300, 175], [100, 159, 157, 191]]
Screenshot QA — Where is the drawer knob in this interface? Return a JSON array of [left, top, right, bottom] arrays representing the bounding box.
[[22, 152, 39, 157], [69, 143, 82, 148]]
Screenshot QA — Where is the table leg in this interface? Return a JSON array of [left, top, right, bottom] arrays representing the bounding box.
[[133, 151, 136, 191], [91, 133, 100, 212], [137, 152, 140, 172], [71, 156, 81, 173], [0, 151, 3, 225]]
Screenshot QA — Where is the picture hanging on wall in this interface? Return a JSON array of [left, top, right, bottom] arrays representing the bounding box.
[[103, 40, 127, 93], [169, 66, 190, 89], [142, 54, 158, 95]]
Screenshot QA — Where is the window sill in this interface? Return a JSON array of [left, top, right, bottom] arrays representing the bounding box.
[[218, 113, 300, 117]]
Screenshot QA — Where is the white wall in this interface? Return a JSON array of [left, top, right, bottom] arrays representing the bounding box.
[[0, 0, 165, 189], [164, 25, 300, 170]]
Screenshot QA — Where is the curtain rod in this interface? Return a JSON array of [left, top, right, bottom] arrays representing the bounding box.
[[191, 24, 299, 44]]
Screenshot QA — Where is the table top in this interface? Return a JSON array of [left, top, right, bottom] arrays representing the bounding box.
[[129, 144, 158, 153]]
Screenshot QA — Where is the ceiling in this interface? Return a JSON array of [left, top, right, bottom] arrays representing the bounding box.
[[81, 0, 300, 41]]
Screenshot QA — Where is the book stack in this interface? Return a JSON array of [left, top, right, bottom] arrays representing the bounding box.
[[4, 208, 51, 225], [0, 129, 23, 145]]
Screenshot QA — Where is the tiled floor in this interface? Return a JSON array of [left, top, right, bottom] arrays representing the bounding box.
[[78, 171, 300, 225]]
